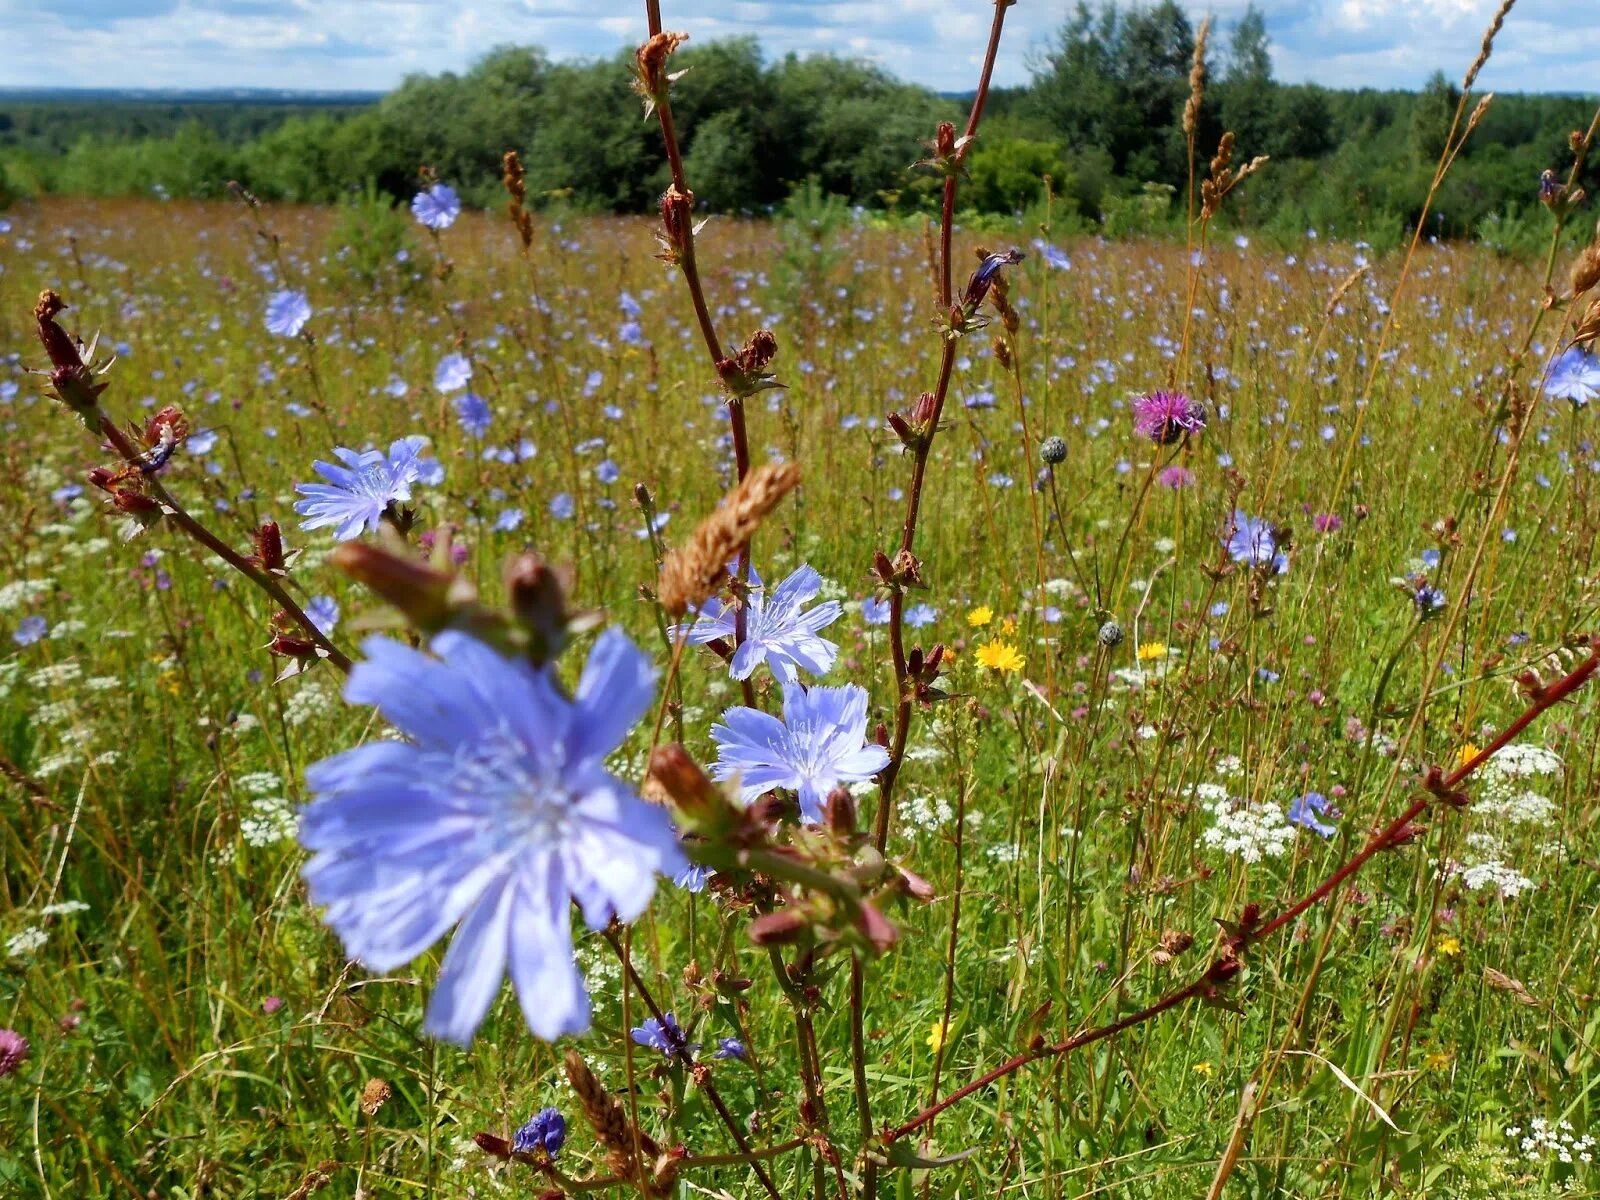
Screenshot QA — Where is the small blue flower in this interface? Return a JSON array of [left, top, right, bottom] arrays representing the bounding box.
[[1030, 238, 1071, 270], [12, 615, 47, 646], [412, 183, 461, 231], [596, 460, 620, 485], [293, 436, 442, 541], [713, 1037, 747, 1061], [712, 682, 890, 822], [1544, 346, 1600, 405], [1287, 792, 1339, 838], [433, 353, 472, 393], [861, 596, 891, 625], [493, 507, 525, 532], [187, 429, 218, 455], [1413, 581, 1446, 617], [454, 392, 493, 438], [904, 603, 938, 628], [676, 564, 841, 684], [512, 1107, 566, 1158], [549, 493, 575, 520], [1224, 511, 1288, 574], [674, 862, 713, 892], [631, 1012, 699, 1058], [305, 595, 340, 636], [265, 290, 311, 338], [299, 628, 686, 1044]]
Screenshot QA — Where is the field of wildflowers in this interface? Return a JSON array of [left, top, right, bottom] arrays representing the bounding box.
[[5, 7, 1600, 1198]]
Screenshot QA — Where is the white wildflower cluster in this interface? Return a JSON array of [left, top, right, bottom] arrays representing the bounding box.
[[240, 796, 299, 847], [898, 794, 954, 835], [0, 579, 51, 611], [39, 900, 89, 917], [1198, 787, 1295, 863], [28, 660, 82, 689], [6, 926, 48, 958], [986, 842, 1021, 864], [1458, 860, 1537, 899], [282, 683, 334, 726], [236, 771, 283, 796], [1507, 1117, 1595, 1165]]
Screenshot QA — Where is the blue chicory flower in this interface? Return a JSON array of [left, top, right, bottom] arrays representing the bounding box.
[[1224, 510, 1288, 574], [293, 436, 442, 541], [711, 682, 890, 823], [13, 615, 47, 646], [412, 183, 461, 230], [298, 628, 686, 1044], [631, 1012, 699, 1058], [512, 1107, 566, 1158], [676, 564, 841, 684], [265, 290, 311, 338], [1287, 792, 1339, 838], [433, 353, 472, 393]]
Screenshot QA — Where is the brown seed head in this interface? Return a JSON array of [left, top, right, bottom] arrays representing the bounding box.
[[657, 462, 801, 615], [360, 1077, 393, 1116]]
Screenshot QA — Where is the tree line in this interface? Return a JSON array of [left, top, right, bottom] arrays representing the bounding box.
[[2, 2, 1596, 249]]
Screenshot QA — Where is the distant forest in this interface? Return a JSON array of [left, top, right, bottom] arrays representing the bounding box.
[[3, 1, 1596, 249]]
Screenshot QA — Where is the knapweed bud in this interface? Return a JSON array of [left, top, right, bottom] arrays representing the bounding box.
[[1040, 435, 1068, 465], [823, 786, 857, 836], [934, 121, 957, 160], [1097, 619, 1125, 648], [0, 1029, 27, 1078], [34, 290, 113, 415], [505, 553, 577, 664], [252, 521, 287, 573]]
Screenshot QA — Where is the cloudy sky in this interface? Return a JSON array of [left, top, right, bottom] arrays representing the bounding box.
[[2, 0, 1596, 95]]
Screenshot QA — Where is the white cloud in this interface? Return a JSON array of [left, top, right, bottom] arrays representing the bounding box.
[[0, 0, 1594, 94]]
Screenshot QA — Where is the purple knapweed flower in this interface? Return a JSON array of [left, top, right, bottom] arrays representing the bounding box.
[[1132, 390, 1206, 445], [676, 564, 841, 684], [1287, 792, 1339, 838], [293, 436, 441, 541], [631, 1011, 699, 1058], [13, 615, 47, 646], [265, 290, 311, 338], [412, 183, 461, 231], [299, 628, 685, 1044], [711, 682, 890, 823], [1157, 465, 1195, 489], [1313, 512, 1343, 533], [1224, 510, 1288, 574], [0, 1029, 28, 1077], [1544, 346, 1600, 405], [512, 1107, 566, 1158]]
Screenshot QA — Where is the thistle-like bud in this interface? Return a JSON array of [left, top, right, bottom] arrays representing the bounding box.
[[33, 290, 114, 416], [716, 329, 782, 399], [251, 521, 287, 573], [1040, 435, 1068, 465], [1097, 620, 1125, 648]]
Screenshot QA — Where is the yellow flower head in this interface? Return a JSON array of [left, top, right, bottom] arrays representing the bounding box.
[[999, 617, 1017, 636], [1437, 935, 1462, 958], [975, 640, 1025, 674], [966, 605, 993, 629], [1424, 1050, 1454, 1071], [1137, 641, 1168, 663], [1455, 743, 1481, 769], [926, 1021, 948, 1054], [1192, 1061, 1214, 1077]]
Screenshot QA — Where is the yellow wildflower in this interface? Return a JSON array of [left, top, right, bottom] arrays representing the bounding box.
[[1192, 1061, 1213, 1077], [975, 640, 1025, 674], [1456, 743, 1480, 769], [1424, 1050, 1454, 1071], [1438, 935, 1462, 958], [966, 605, 993, 628], [1137, 642, 1168, 662], [927, 1021, 948, 1054], [999, 617, 1016, 636]]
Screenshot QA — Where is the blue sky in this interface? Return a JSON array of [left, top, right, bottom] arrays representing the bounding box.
[[1, 1, 1595, 94]]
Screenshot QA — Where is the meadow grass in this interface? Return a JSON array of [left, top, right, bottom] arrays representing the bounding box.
[[1, 190, 1599, 1199]]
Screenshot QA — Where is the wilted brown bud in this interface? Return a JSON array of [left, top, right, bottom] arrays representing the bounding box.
[[823, 786, 856, 836], [716, 328, 782, 398], [748, 907, 810, 946], [635, 30, 688, 97], [648, 744, 741, 835], [269, 633, 318, 659], [1571, 244, 1600, 298], [360, 1077, 393, 1116], [35, 290, 82, 373], [334, 541, 459, 632], [658, 185, 695, 262], [253, 521, 286, 572], [934, 121, 956, 159], [505, 553, 575, 661]]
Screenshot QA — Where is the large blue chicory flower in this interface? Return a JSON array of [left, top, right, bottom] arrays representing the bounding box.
[[711, 682, 890, 822], [293, 435, 442, 541], [1544, 345, 1600, 405], [1223, 510, 1288, 575], [265, 289, 312, 338], [412, 183, 462, 231], [676, 564, 841, 684], [299, 628, 686, 1044]]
